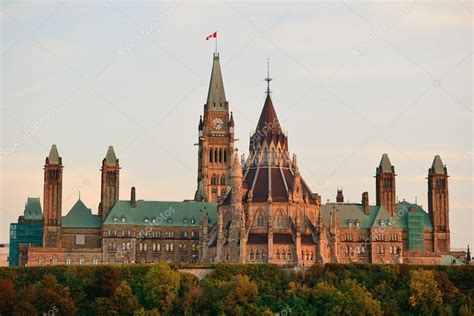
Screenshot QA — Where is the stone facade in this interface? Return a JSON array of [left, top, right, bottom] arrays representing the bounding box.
[[17, 52, 452, 267]]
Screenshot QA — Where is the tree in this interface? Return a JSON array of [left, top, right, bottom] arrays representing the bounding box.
[[13, 274, 77, 315], [143, 263, 180, 314], [0, 278, 15, 314], [408, 269, 443, 315], [332, 279, 382, 316], [178, 273, 205, 315]]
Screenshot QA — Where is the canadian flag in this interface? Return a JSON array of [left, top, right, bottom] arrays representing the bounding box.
[[206, 31, 217, 40]]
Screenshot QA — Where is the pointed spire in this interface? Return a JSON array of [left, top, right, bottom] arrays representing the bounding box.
[[231, 149, 242, 178], [379, 153, 393, 172], [48, 144, 60, 164], [430, 155, 446, 174], [467, 245, 471, 264], [198, 115, 203, 130], [105, 146, 117, 166], [256, 95, 283, 134], [207, 53, 226, 107], [265, 58, 272, 95], [229, 111, 234, 127]]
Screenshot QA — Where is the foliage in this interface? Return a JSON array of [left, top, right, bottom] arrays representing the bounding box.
[[143, 263, 180, 314], [0, 263, 473, 315]]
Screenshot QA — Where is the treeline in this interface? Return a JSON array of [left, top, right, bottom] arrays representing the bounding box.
[[0, 263, 473, 315]]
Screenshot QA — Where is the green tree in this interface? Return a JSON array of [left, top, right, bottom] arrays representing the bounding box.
[[408, 269, 443, 315], [332, 279, 382, 316], [143, 263, 180, 314]]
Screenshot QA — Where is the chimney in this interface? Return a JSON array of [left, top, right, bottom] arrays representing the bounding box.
[[131, 187, 136, 208], [362, 192, 369, 215]]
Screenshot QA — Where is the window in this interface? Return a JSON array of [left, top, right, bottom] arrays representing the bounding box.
[[254, 209, 266, 227], [52, 256, 58, 265], [192, 244, 197, 252], [249, 249, 254, 261], [183, 218, 188, 224], [92, 257, 98, 265], [166, 243, 170, 252], [276, 211, 286, 227], [144, 217, 149, 223], [121, 217, 126, 223], [113, 217, 118, 222], [287, 250, 292, 261], [276, 249, 280, 259], [282, 250, 286, 260], [170, 243, 174, 251], [39, 256, 45, 266], [66, 256, 72, 265], [139, 243, 143, 252], [109, 256, 115, 265], [167, 218, 172, 224], [79, 256, 85, 265], [191, 218, 196, 224], [76, 234, 85, 245]]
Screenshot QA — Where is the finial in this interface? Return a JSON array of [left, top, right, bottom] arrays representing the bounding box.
[[79, 191, 81, 200], [265, 58, 272, 95]]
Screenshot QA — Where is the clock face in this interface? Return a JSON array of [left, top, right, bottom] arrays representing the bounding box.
[[211, 118, 224, 130]]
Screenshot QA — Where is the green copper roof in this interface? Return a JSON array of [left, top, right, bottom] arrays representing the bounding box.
[[104, 200, 217, 227], [322, 201, 433, 230], [62, 199, 101, 228], [48, 144, 60, 164], [441, 255, 465, 265], [322, 204, 380, 229], [23, 197, 43, 220], [207, 53, 226, 108], [430, 155, 445, 174]]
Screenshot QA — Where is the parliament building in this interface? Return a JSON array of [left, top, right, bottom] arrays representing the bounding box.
[[11, 53, 453, 267]]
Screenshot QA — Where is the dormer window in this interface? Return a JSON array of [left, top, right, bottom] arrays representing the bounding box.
[[121, 217, 126, 223], [167, 218, 172, 224], [348, 220, 353, 228], [191, 218, 196, 224], [355, 220, 360, 228], [183, 218, 188, 224], [144, 218, 149, 223], [152, 218, 156, 224], [113, 217, 118, 222]]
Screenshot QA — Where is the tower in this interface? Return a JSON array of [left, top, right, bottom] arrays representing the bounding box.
[[99, 146, 120, 221], [195, 53, 234, 202], [428, 155, 450, 253], [375, 153, 396, 216], [43, 144, 63, 247]]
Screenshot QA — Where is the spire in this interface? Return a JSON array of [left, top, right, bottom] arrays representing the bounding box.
[[231, 149, 242, 178], [198, 115, 203, 130], [48, 144, 60, 164], [265, 58, 272, 95], [256, 94, 282, 134], [336, 188, 344, 203], [105, 146, 117, 166], [379, 153, 393, 172], [229, 111, 234, 127], [207, 53, 226, 107], [430, 155, 446, 174]]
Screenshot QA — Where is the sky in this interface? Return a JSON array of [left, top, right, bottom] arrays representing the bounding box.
[[0, 1, 472, 248]]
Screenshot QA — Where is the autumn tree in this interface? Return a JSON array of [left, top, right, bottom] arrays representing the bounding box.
[[0, 279, 15, 314], [143, 263, 180, 314], [408, 269, 443, 315]]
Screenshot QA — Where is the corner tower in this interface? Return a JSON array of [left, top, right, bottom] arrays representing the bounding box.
[[43, 144, 63, 247], [428, 155, 450, 253], [375, 153, 396, 216], [195, 53, 234, 202], [99, 146, 119, 221]]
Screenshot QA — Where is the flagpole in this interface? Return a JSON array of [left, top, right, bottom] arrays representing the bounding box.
[[215, 32, 218, 55]]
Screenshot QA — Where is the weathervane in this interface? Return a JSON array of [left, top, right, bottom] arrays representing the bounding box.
[[265, 58, 272, 95]]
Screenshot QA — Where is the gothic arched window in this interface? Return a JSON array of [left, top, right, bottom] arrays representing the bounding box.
[[276, 249, 280, 259], [224, 149, 227, 163], [209, 149, 213, 163], [221, 175, 226, 185], [214, 149, 218, 163], [276, 210, 286, 227], [254, 209, 266, 227]]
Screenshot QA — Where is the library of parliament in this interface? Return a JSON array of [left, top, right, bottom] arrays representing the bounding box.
[[11, 52, 452, 267]]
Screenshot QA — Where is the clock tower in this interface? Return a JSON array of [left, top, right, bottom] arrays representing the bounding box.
[[195, 53, 235, 202]]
